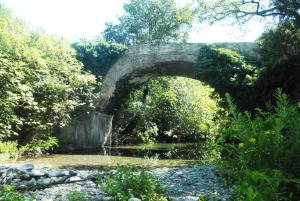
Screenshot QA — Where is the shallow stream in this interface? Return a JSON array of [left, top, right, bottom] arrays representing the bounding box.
[[14, 143, 217, 169]]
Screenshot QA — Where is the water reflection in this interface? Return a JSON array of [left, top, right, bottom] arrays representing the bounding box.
[[15, 143, 217, 169]]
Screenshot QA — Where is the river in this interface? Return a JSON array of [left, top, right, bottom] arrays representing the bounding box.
[[13, 143, 217, 169]]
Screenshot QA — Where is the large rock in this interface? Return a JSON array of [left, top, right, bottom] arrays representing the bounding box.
[[128, 198, 142, 201], [27, 178, 37, 187], [37, 178, 51, 186], [66, 176, 82, 182], [15, 164, 34, 171], [31, 169, 45, 177], [47, 169, 70, 177], [50, 176, 67, 183]]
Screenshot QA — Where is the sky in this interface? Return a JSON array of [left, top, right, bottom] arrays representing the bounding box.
[[0, 0, 267, 43]]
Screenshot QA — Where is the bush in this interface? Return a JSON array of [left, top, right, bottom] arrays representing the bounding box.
[[218, 89, 300, 200], [0, 185, 35, 201], [19, 136, 58, 156], [96, 165, 168, 201], [114, 77, 222, 144], [67, 191, 88, 201], [0, 136, 58, 160], [0, 141, 19, 159], [231, 170, 286, 201]]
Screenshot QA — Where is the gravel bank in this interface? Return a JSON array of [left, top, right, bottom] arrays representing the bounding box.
[[0, 164, 231, 201]]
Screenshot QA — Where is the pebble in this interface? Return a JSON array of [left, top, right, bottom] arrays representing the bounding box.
[[30, 181, 113, 201], [150, 165, 231, 201]]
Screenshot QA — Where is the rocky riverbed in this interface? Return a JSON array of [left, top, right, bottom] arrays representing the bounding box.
[[0, 163, 231, 201]]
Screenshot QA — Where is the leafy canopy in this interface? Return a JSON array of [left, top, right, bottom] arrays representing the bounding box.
[[72, 39, 127, 76], [196, 0, 300, 27], [196, 45, 259, 88], [257, 20, 300, 68], [102, 0, 194, 44], [0, 4, 99, 146], [114, 77, 222, 143]]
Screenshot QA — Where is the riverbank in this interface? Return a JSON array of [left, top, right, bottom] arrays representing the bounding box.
[[0, 163, 231, 201]]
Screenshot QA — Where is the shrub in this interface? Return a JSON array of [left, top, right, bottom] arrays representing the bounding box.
[[231, 170, 286, 201], [0, 185, 35, 201], [67, 191, 88, 201], [96, 165, 168, 201], [114, 77, 222, 144], [0, 136, 58, 160], [0, 141, 19, 159], [218, 89, 300, 200], [19, 136, 58, 156]]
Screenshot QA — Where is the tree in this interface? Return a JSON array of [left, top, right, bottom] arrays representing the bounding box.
[[0, 4, 100, 145], [257, 20, 300, 67], [196, 0, 300, 27], [113, 77, 222, 144], [102, 0, 194, 45], [253, 21, 300, 105]]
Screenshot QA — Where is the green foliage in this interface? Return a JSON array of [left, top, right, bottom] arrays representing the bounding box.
[[232, 170, 286, 201], [135, 121, 159, 143], [102, 0, 193, 44], [218, 89, 300, 200], [253, 20, 300, 107], [0, 5, 100, 147], [67, 191, 88, 201], [0, 141, 19, 159], [114, 77, 222, 144], [198, 194, 219, 201], [72, 39, 127, 76], [0, 136, 58, 159], [96, 165, 167, 201], [196, 0, 300, 27], [0, 185, 35, 201], [19, 136, 58, 156], [257, 21, 300, 68], [196, 45, 259, 88]]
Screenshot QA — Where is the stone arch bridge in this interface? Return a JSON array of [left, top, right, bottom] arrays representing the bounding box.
[[58, 43, 258, 150]]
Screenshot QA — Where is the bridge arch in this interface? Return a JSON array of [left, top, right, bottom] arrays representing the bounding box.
[[98, 42, 257, 115], [58, 42, 258, 149]]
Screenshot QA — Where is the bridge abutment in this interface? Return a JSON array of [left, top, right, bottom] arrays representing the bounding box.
[[56, 112, 113, 150]]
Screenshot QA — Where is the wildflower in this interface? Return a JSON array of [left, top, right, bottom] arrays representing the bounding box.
[[238, 143, 244, 148], [249, 138, 256, 143]]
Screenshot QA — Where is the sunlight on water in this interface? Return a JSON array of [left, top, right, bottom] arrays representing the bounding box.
[[16, 154, 197, 169], [11, 143, 215, 169]]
